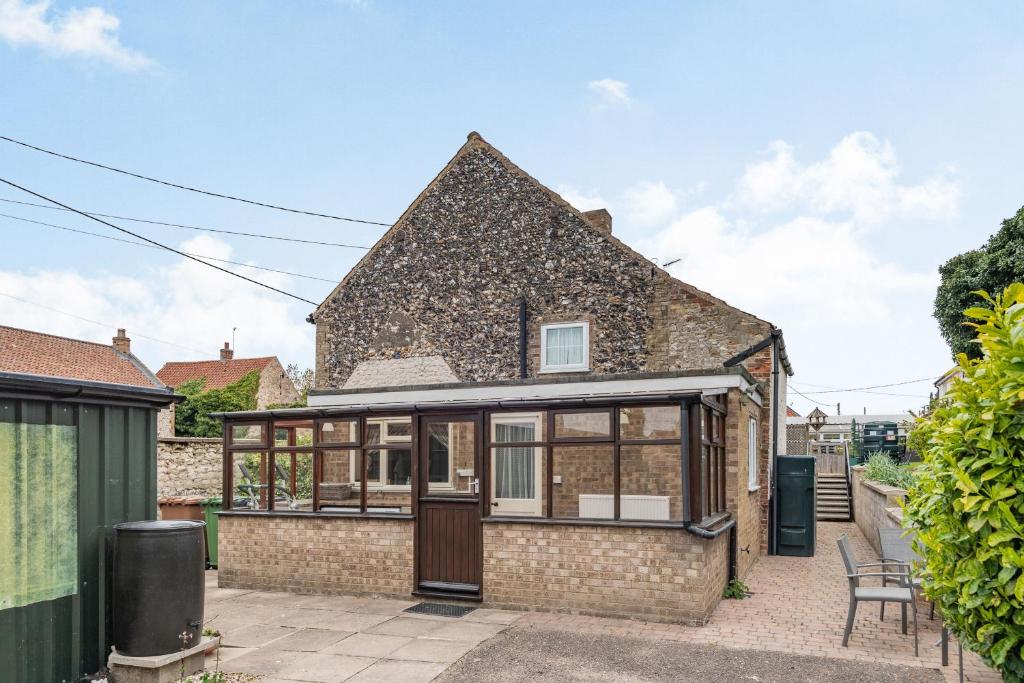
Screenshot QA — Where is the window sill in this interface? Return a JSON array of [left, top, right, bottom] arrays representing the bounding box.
[[484, 516, 691, 530], [748, 485, 761, 493], [538, 367, 590, 374], [218, 509, 414, 521]]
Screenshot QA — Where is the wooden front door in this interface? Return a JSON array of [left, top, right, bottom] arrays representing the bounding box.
[[415, 414, 482, 597]]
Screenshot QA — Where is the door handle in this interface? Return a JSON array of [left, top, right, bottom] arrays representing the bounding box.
[[470, 478, 479, 495]]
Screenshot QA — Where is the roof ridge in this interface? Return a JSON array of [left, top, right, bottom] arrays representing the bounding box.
[[0, 323, 116, 350], [160, 355, 276, 365]]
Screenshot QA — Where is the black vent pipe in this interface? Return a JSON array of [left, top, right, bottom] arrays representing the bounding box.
[[518, 298, 528, 379]]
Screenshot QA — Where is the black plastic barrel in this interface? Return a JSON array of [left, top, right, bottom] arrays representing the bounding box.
[[113, 520, 206, 656]]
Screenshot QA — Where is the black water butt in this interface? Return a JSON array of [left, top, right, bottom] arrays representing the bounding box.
[[113, 520, 206, 656]]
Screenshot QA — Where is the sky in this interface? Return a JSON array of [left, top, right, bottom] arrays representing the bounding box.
[[2, 1, 1023, 415]]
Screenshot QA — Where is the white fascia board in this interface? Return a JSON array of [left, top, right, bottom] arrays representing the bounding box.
[[309, 374, 762, 409]]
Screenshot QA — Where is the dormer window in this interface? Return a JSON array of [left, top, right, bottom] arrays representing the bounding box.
[[540, 322, 590, 373]]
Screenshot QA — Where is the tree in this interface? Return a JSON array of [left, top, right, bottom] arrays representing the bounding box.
[[285, 364, 314, 400], [935, 206, 1024, 359], [174, 371, 260, 437], [904, 283, 1024, 681]]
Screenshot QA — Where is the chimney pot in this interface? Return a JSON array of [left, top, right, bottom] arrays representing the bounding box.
[[582, 208, 612, 235], [113, 329, 131, 354], [220, 342, 234, 361]]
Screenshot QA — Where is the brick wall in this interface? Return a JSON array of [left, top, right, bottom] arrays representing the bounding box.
[[851, 467, 905, 555], [257, 359, 301, 408], [724, 389, 764, 578], [482, 522, 729, 624], [157, 437, 223, 498], [218, 514, 414, 597]]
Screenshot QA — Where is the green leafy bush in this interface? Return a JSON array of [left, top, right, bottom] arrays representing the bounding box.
[[862, 452, 916, 489], [722, 578, 750, 600], [174, 371, 260, 437], [904, 283, 1024, 681]]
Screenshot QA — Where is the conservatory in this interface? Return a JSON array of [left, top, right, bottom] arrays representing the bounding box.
[[214, 370, 765, 624]]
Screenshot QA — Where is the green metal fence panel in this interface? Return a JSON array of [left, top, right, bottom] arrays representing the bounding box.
[[0, 396, 159, 683]]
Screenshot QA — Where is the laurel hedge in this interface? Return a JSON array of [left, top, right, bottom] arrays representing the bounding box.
[[904, 283, 1024, 681]]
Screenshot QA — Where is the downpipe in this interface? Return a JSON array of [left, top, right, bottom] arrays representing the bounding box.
[[682, 518, 738, 583]]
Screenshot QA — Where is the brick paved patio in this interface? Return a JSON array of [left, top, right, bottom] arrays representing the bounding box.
[[520, 521, 1000, 683]]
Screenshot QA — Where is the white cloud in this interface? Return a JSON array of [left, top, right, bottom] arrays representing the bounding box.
[[623, 181, 677, 226], [556, 184, 610, 213], [0, 235, 314, 373], [0, 0, 154, 70], [732, 133, 960, 225], [588, 78, 632, 109], [638, 133, 961, 415]]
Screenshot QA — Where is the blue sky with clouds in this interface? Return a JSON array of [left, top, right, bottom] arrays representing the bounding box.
[[2, 1, 1023, 414]]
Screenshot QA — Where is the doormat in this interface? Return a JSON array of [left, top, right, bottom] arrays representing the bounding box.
[[403, 602, 478, 618]]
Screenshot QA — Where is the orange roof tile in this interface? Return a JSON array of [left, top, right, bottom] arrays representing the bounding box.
[[156, 357, 275, 390], [0, 325, 163, 388]]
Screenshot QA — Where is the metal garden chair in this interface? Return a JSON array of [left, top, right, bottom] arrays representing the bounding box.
[[837, 534, 919, 656], [878, 527, 935, 621]]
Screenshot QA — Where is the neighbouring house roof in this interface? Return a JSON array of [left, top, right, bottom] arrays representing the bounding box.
[[786, 413, 914, 427], [156, 357, 276, 390], [786, 406, 800, 417], [934, 366, 963, 387], [0, 325, 165, 389], [343, 356, 459, 390]]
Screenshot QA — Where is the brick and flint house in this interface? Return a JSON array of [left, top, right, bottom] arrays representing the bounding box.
[[155, 343, 300, 437], [214, 132, 793, 624]]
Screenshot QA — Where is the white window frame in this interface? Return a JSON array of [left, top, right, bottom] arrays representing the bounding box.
[[748, 416, 759, 491], [539, 321, 590, 373], [489, 412, 544, 516], [351, 418, 417, 491]]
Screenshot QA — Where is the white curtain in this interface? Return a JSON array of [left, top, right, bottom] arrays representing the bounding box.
[[545, 326, 584, 366], [495, 422, 535, 499]]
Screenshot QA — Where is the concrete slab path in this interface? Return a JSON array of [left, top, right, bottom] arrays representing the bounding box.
[[202, 574, 520, 682]]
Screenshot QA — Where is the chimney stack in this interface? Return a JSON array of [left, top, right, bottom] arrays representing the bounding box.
[[220, 342, 234, 361], [582, 208, 612, 235], [112, 328, 131, 354]]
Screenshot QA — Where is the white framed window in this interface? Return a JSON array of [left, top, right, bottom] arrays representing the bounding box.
[[540, 322, 589, 373], [821, 432, 843, 442], [748, 416, 759, 490], [352, 418, 415, 490], [489, 412, 544, 516]]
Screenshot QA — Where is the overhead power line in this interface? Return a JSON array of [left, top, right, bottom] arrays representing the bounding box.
[[794, 377, 938, 395], [0, 211, 338, 284], [0, 290, 214, 357], [0, 134, 392, 226], [788, 384, 831, 407], [0, 177, 319, 306], [0, 197, 373, 249]]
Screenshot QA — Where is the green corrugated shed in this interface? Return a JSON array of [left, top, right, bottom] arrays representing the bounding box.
[[0, 373, 176, 683]]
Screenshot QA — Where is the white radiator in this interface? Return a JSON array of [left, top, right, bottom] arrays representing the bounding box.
[[578, 494, 670, 521]]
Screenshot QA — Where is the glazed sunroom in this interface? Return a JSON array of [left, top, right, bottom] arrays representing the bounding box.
[[215, 370, 764, 623]]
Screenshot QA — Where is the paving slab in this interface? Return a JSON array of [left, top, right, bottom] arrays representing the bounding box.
[[460, 608, 523, 625], [387, 637, 477, 664], [218, 648, 306, 676], [274, 653, 376, 683], [365, 616, 449, 638], [220, 623, 298, 648], [346, 659, 449, 683], [322, 633, 413, 658], [426, 620, 508, 643], [263, 628, 354, 652]]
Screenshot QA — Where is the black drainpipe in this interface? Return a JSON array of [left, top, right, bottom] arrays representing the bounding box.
[[768, 327, 782, 555], [518, 298, 528, 379]]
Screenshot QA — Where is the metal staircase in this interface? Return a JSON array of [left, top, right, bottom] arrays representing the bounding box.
[[816, 472, 851, 521]]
